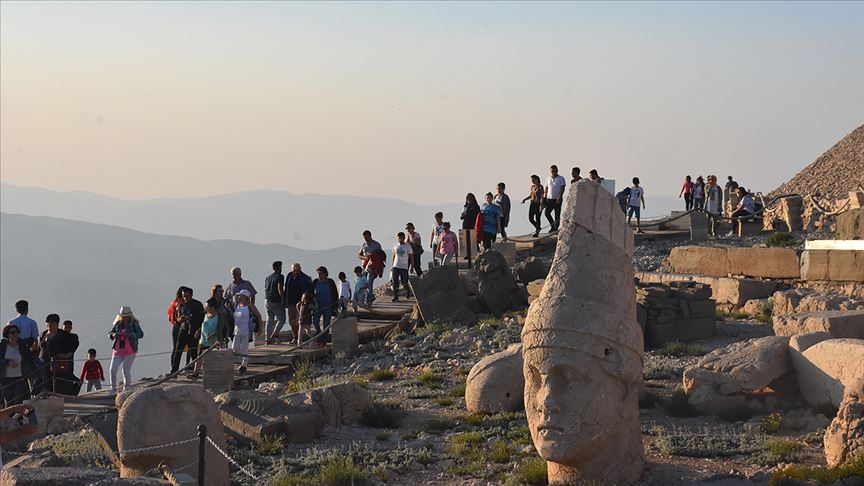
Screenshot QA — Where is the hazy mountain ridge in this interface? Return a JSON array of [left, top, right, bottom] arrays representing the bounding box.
[[0, 212, 359, 378]]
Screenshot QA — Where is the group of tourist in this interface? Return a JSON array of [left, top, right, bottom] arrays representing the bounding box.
[[678, 174, 758, 236], [1, 300, 138, 405]]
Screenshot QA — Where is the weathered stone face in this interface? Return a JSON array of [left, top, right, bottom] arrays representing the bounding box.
[[521, 179, 643, 484], [523, 345, 627, 465]]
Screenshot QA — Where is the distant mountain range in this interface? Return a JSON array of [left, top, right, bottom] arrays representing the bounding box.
[[0, 184, 682, 248], [0, 212, 358, 378]]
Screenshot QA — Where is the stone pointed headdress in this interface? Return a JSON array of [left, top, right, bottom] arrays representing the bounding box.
[[521, 180, 643, 383]]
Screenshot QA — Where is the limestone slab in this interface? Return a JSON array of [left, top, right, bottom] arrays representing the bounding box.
[[667, 246, 729, 277], [727, 247, 799, 279], [773, 310, 864, 339], [792, 338, 864, 408]]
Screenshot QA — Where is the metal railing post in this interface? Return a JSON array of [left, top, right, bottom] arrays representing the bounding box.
[[197, 424, 206, 486]]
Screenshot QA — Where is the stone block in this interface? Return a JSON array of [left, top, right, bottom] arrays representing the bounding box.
[[0, 468, 118, 486], [645, 322, 678, 348], [828, 250, 864, 282], [713, 277, 778, 306], [737, 221, 763, 237], [789, 332, 832, 353], [835, 207, 864, 239], [792, 338, 864, 408], [800, 250, 830, 280], [689, 212, 709, 241], [331, 316, 359, 357], [23, 396, 64, 436], [667, 246, 730, 277], [220, 404, 288, 442], [774, 310, 864, 339], [727, 247, 800, 279], [688, 299, 717, 319], [202, 348, 234, 394], [850, 192, 864, 209], [676, 317, 716, 341]]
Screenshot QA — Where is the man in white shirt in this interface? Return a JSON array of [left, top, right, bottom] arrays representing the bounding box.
[[391, 232, 413, 302], [627, 177, 646, 233], [705, 175, 724, 236], [543, 165, 567, 232], [729, 186, 756, 236]]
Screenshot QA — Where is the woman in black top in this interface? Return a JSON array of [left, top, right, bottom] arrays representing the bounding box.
[[460, 193, 481, 230]]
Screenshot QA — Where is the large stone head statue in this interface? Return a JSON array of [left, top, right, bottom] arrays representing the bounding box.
[[521, 179, 644, 485]]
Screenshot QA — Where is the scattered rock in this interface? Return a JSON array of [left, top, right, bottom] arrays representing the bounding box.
[[216, 389, 324, 444], [117, 384, 228, 485], [773, 309, 864, 339], [683, 336, 794, 413], [0, 467, 116, 486], [465, 344, 524, 414], [513, 257, 550, 284], [473, 250, 528, 316], [792, 338, 864, 408], [780, 408, 831, 433], [742, 299, 771, 319], [408, 266, 477, 325], [824, 378, 864, 466]]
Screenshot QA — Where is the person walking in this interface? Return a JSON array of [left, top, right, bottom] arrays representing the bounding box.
[[405, 223, 424, 276], [437, 222, 458, 266], [170, 287, 204, 375], [479, 192, 503, 250], [460, 193, 481, 231], [337, 271, 352, 316], [429, 212, 445, 266], [108, 306, 143, 394], [80, 348, 104, 393], [224, 267, 257, 307], [390, 234, 413, 301], [311, 267, 339, 345], [728, 187, 756, 237], [494, 183, 511, 242], [544, 165, 566, 232], [522, 175, 544, 237], [1, 324, 38, 405], [264, 261, 286, 344], [627, 177, 646, 233], [351, 266, 370, 313], [693, 176, 706, 210], [705, 175, 724, 236], [231, 290, 261, 373], [571, 167, 582, 183], [358, 231, 384, 303], [283, 263, 312, 344], [5, 300, 39, 350], [679, 175, 694, 211]]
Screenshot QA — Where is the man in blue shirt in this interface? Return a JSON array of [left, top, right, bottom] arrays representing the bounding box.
[[6, 300, 39, 348], [283, 263, 312, 345]]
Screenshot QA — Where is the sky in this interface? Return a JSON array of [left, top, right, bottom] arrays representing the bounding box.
[[1, 1, 863, 206]]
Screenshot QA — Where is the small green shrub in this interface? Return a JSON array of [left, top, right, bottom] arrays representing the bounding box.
[[42, 430, 115, 469], [367, 368, 397, 381], [761, 412, 783, 433], [463, 412, 485, 426], [254, 434, 285, 455], [655, 340, 707, 357], [663, 389, 698, 417], [287, 359, 316, 392], [491, 439, 512, 463], [753, 438, 803, 466], [433, 397, 454, 407], [270, 471, 316, 486], [508, 425, 533, 445], [318, 456, 369, 486], [446, 431, 484, 456], [360, 402, 402, 429], [509, 456, 548, 485], [717, 309, 751, 320], [416, 368, 441, 386], [448, 383, 467, 397], [769, 453, 864, 485], [643, 362, 682, 380], [765, 232, 797, 248]]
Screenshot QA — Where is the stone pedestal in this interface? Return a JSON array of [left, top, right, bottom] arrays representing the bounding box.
[[689, 212, 709, 241], [202, 349, 234, 393], [331, 317, 359, 357]]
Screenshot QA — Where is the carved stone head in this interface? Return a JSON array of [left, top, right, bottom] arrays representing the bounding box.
[[521, 180, 644, 484]]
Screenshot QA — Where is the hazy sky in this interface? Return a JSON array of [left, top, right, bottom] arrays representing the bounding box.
[[2, 1, 863, 205]]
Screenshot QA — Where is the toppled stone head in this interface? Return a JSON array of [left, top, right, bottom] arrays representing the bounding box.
[[521, 179, 644, 485]]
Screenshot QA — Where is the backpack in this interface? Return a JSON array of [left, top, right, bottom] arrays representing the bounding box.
[[374, 248, 387, 268]]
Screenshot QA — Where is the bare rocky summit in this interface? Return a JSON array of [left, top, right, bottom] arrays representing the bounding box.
[[770, 124, 864, 199]]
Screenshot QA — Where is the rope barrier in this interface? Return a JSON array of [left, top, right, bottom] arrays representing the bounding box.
[[206, 436, 261, 480]]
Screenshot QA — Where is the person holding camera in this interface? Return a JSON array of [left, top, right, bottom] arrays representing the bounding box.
[[170, 287, 204, 374], [108, 306, 143, 394]]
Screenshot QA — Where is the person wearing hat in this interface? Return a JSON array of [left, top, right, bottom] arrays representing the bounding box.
[[108, 306, 143, 394], [405, 223, 423, 276], [230, 290, 262, 373]]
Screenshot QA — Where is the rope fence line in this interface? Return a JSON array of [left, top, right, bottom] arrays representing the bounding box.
[[207, 436, 261, 481]]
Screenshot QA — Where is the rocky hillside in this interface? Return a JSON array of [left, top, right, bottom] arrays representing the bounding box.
[[770, 124, 864, 199]]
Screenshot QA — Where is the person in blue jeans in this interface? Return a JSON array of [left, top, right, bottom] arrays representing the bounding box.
[[480, 192, 502, 250], [310, 266, 339, 347]]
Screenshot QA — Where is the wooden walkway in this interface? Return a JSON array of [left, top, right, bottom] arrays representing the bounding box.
[[63, 300, 414, 417]]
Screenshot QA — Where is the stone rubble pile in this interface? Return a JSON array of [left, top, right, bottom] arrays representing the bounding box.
[[636, 281, 716, 347]]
